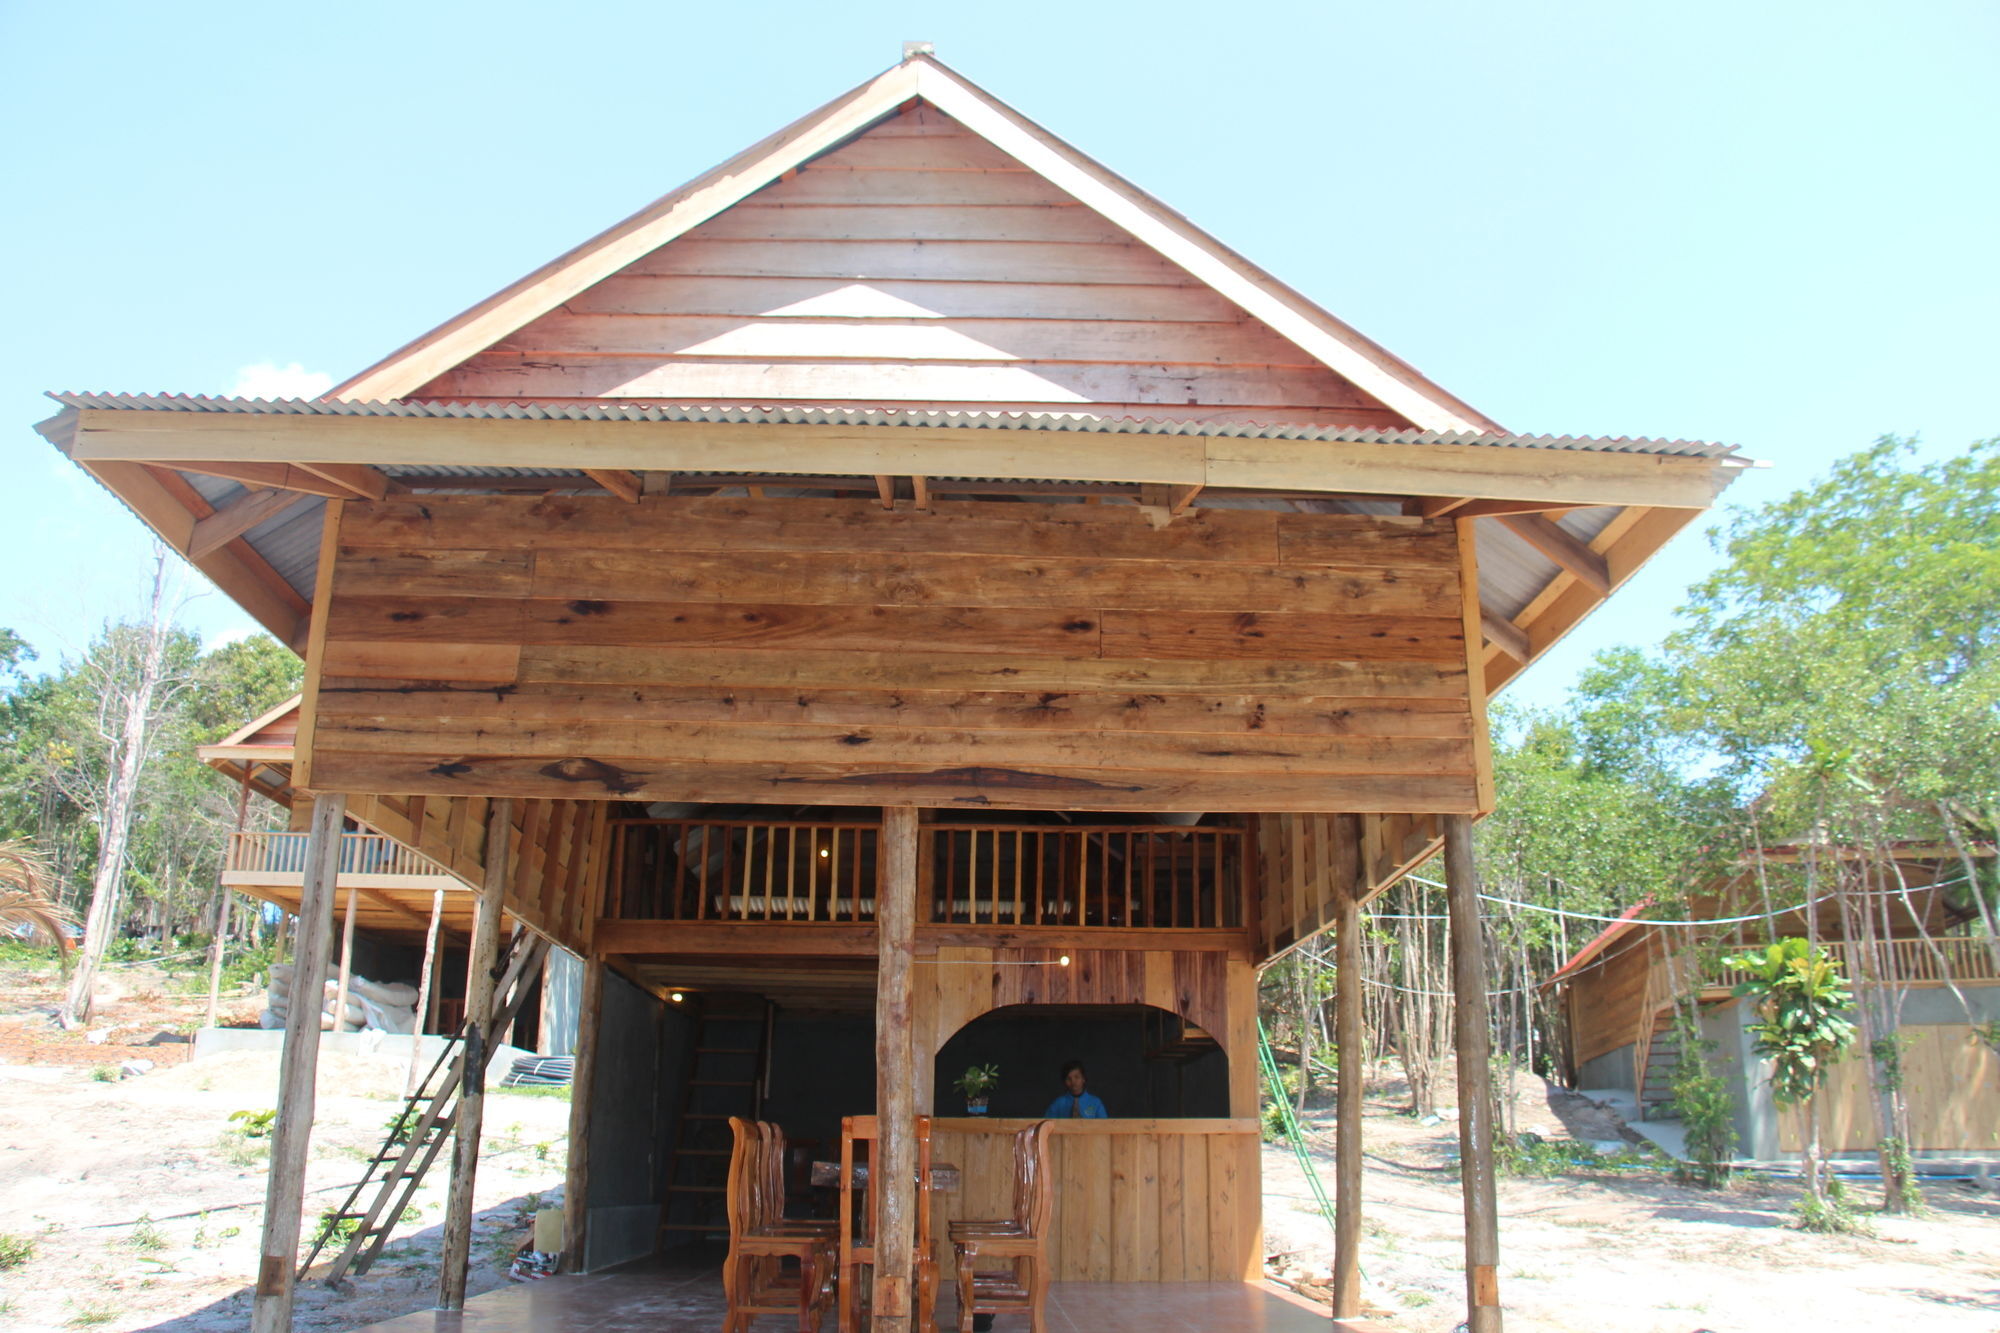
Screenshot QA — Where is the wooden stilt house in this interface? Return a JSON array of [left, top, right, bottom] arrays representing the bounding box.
[[41, 50, 1747, 1333]]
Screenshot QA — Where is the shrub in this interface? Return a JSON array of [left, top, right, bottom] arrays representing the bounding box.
[[0, 1231, 34, 1269]]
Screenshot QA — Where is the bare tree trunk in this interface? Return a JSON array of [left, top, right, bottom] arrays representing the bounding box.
[[62, 553, 176, 1028]]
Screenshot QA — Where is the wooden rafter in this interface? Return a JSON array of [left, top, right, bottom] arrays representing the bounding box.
[[189, 487, 310, 560], [582, 468, 642, 503], [909, 474, 930, 510], [1479, 608, 1530, 663], [162, 459, 355, 499], [1497, 513, 1610, 594], [296, 461, 391, 501], [874, 475, 896, 509]]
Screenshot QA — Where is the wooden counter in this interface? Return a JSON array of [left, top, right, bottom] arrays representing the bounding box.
[[927, 1117, 1261, 1284]]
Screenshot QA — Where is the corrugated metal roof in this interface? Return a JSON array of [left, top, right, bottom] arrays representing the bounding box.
[[48, 392, 1746, 461]]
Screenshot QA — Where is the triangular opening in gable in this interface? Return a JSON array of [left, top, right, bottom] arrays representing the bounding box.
[[412, 104, 1411, 427]]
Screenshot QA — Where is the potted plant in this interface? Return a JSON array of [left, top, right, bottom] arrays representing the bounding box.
[[954, 1062, 1000, 1115]]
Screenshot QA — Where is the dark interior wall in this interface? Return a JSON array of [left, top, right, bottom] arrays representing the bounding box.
[[932, 1007, 1227, 1118], [583, 970, 690, 1271], [763, 1012, 878, 1152]]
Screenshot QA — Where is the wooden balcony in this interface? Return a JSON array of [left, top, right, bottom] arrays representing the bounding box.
[[221, 830, 463, 892], [1706, 936, 2000, 992], [606, 819, 1246, 934]]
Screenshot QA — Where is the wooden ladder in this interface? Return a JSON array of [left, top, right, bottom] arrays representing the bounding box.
[[301, 928, 552, 1284], [1636, 1009, 1681, 1119], [657, 996, 772, 1245]]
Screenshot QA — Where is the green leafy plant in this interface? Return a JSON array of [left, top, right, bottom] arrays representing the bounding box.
[[383, 1108, 422, 1146], [89, 1066, 117, 1084], [1726, 937, 1859, 1229], [953, 1063, 1000, 1099], [228, 1108, 277, 1138], [309, 1209, 360, 1250], [66, 1301, 119, 1327], [1666, 1007, 1737, 1188]]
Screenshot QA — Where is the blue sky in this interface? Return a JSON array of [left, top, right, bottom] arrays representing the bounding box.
[[3, 1, 1994, 708]]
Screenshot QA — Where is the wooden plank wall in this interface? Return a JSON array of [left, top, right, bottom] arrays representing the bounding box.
[[928, 1119, 1261, 1283], [917, 945, 1260, 1119], [1563, 926, 1656, 1069], [414, 105, 1405, 428], [1778, 1025, 2000, 1153], [304, 494, 1480, 813], [345, 792, 608, 956], [1253, 810, 1441, 960]]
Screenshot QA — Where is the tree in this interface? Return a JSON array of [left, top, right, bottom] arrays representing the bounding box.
[[0, 839, 75, 968], [58, 551, 191, 1026], [1727, 937, 1859, 1229]]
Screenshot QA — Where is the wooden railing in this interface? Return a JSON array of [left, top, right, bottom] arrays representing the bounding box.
[[610, 820, 881, 923], [928, 824, 1242, 930], [224, 831, 453, 882], [1708, 936, 2000, 990], [608, 820, 1244, 930]]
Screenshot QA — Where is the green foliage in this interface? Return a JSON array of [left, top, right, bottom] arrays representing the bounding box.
[[1725, 938, 1857, 1108], [88, 1066, 117, 1083], [1667, 1012, 1738, 1188], [952, 1062, 1000, 1098], [1792, 1173, 1871, 1235], [309, 1209, 361, 1250], [1878, 1136, 1924, 1214], [1493, 1132, 1654, 1179], [383, 1108, 422, 1146], [232, 1107, 275, 1135], [0, 1231, 33, 1269], [65, 1300, 118, 1327], [127, 1214, 166, 1252]]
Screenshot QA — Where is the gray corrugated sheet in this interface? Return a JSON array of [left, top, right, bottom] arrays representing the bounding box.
[[47, 392, 1745, 460]]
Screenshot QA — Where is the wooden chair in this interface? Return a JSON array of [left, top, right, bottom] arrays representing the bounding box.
[[839, 1115, 937, 1333], [949, 1120, 1054, 1333], [723, 1116, 836, 1333]]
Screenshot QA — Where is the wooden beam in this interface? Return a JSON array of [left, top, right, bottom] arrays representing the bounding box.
[[1497, 514, 1610, 594], [250, 791, 345, 1333], [1170, 484, 1203, 516], [909, 474, 930, 510], [1459, 522, 1497, 813], [873, 806, 919, 1330], [1332, 825, 1364, 1320], [358, 884, 467, 945], [582, 468, 642, 503], [296, 461, 391, 501], [333, 886, 359, 1034], [1443, 813, 1502, 1333], [439, 800, 512, 1310], [1479, 609, 1530, 664], [160, 459, 357, 499], [1436, 499, 1587, 520], [561, 955, 605, 1273], [407, 887, 445, 1097], [188, 487, 310, 560], [875, 474, 896, 508], [67, 409, 1737, 509]]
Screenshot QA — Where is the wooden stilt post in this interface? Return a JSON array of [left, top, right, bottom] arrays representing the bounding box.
[[873, 806, 919, 1332], [438, 799, 512, 1311], [1332, 818, 1365, 1319], [207, 776, 252, 1029], [332, 886, 359, 1034], [1443, 813, 1501, 1333], [561, 955, 605, 1274], [407, 886, 446, 1097], [251, 791, 346, 1333]]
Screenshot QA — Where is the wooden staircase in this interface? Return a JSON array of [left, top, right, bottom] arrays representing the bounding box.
[[1636, 1009, 1681, 1119], [302, 928, 552, 1284], [656, 997, 772, 1245]]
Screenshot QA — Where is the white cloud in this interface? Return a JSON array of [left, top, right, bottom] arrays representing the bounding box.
[[230, 362, 333, 400]]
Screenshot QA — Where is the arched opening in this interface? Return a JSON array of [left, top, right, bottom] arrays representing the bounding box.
[[931, 1003, 1229, 1119]]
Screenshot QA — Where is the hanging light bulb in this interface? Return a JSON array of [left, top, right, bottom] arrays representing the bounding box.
[[669, 991, 684, 1003], [1058, 955, 1071, 967]]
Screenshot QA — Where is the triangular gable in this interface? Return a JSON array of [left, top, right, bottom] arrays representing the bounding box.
[[197, 694, 302, 759], [334, 55, 1500, 434]]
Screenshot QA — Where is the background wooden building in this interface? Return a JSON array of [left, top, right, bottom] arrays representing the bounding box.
[[42, 49, 1747, 1333]]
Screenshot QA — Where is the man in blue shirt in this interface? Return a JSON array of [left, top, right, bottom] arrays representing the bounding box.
[[1044, 1059, 1108, 1118]]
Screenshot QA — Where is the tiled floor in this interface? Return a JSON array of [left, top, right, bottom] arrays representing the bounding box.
[[346, 1258, 1338, 1331]]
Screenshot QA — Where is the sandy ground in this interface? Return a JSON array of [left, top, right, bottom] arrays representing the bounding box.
[[5, 958, 1999, 1332], [0, 956, 569, 1333], [1261, 1065, 2000, 1332]]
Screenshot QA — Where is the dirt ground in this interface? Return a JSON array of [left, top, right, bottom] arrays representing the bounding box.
[[1262, 1065, 2000, 1332], [0, 955, 570, 1333], [5, 957, 1999, 1332]]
